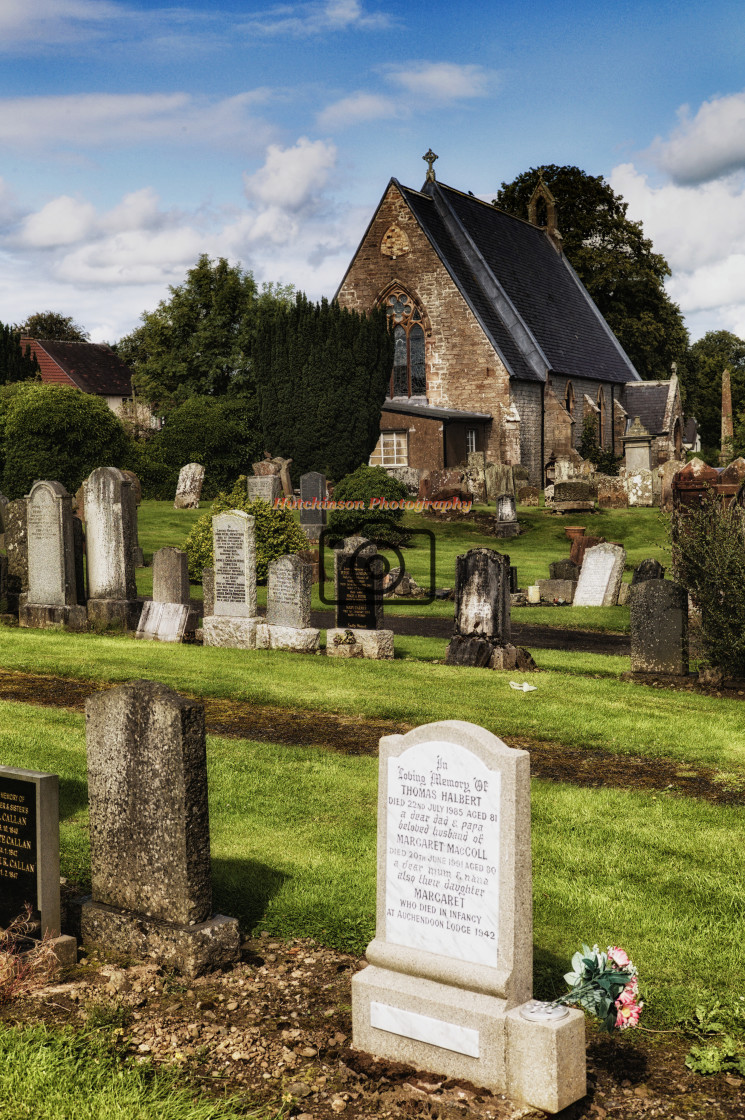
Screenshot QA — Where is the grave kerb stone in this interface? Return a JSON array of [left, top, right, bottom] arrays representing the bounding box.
[[352, 720, 585, 1112], [0, 766, 60, 938], [573, 543, 626, 607]]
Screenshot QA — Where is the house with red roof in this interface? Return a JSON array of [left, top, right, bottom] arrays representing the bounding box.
[[20, 337, 133, 415]]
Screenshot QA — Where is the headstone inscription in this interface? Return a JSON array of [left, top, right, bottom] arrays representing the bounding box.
[[256, 554, 320, 652], [19, 480, 87, 631], [0, 767, 60, 938], [352, 721, 585, 1114], [630, 580, 689, 676], [84, 467, 141, 631], [299, 471, 327, 539], [174, 463, 205, 510], [445, 549, 533, 670], [573, 543, 626, 607], [80, 681, 239, 976], [247, 475, 281, 504], [326, 537, 394, 659], [494, 493, 519, 539], [202, 511, 260, 649]]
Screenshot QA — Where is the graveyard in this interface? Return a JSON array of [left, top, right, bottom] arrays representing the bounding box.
[[0, 492, 744, 1119]]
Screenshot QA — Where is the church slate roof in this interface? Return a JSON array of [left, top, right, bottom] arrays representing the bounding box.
[[396, 179, 641, 386], [26, 340, 133, 397], [622, 381, 672, 435]]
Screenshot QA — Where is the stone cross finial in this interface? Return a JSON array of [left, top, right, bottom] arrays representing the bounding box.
[[423, 148, 438, 182]]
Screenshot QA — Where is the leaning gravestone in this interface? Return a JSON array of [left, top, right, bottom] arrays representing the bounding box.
[[80, 681, 239, 976], [326, 537, 393, 659], [19, 480, 87, 631], [573, 543, 626, 607], [352, 721, 585, 1114], [174, 463, 205, 510], [445, 549, 533, 670], [247, 475, 281, 505], [84, 467, 141, 630], [630, 580, 688, 676], [299, 471, 327, 539], [256, 554, 320, 652], [202, 510, 260, 648]]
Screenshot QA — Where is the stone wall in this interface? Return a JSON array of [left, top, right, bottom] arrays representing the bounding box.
[[510, 381, 543, 486], [338, 182, 511, 463]]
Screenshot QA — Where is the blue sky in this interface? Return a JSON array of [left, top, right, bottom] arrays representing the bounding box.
[[0, 0, 744, 344]]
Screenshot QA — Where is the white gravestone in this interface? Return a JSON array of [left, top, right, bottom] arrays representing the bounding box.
[[20, 480, 87, 631], [573, 542, 626, 607], [136, 601, 193, 643], [352, 721, 585, 1114], [202, 510, 260, 648]]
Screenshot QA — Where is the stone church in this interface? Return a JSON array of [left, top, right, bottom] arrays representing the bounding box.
[[335, 154, 684, 486]]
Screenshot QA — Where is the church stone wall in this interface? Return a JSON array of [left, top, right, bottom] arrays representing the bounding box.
[[337, 182, 511, 464], [510, 381, 543, 486]]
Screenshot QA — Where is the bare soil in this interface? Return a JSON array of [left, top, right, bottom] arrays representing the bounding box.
[[5, 935, 744, 1120]]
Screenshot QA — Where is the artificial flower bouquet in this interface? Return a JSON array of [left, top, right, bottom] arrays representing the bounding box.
[[558, 944, 643, 1031]]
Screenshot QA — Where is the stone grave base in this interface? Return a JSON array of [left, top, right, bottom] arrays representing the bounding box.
[[202, 615, 261, 649], [552, 501, 595, 514], [492, 520, 520, 539], [80, 899, 240, 978], [445, 637, 536, 671], [535, 578, 577, 603], [326, 628, 394, 660], [19, 603, 88, 631], [87, 598, 142, 632], [256, 623, 320, 652], [352, 965, 585, 1114], [49, 934, 78, 967]]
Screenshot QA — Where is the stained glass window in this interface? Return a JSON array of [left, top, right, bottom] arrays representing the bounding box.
[[382, 287, 427, 398]]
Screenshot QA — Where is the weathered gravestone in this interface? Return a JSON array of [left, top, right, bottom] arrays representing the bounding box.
[[247, 475, 281, 505], [174, 463, 205, 510], [445, 549, 534, 670], [256, 554, 320, 652], [299, 471, 327, 539], [573, 543, 626, 607], [202, 510, 260, 648], [569, 533, 605, 570], [5, 498, 28, 613], [494, 493, 519, 539], [326, 537, 394, 659], [19, 481, 87, 631], [623, 469, 654, 508], [536, 578, 576, 603], [352, 721, 585, 1113], [137, 547, 195, 643], [630, 580, 688, 676], [202, 567, 214, 618], [552, 480, 595, 513], [631, 559, 665, 585], [0, 492, 8, 548], [549, 559, 579, 582], [84, 467, 141, 631], [0, 765, 76, 962], [80, 681, 239, 976]]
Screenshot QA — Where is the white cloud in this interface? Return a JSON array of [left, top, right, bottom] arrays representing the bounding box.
[[382, 61, 496, 102], [237, 0, 391, 37], [19, 196, 98, 248], [317, 91, 395, 130], [243, 137, 337, 212], [0, 92, 274, 152], [0, 0, 123, 47], [647, 90, 745, 185], [610, 162, 745, 339]]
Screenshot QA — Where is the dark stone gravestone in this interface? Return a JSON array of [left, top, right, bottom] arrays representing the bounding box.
[[0, 767, 59, 937], [549, 559, 579, 581], [630, 580, 688, 676], [446, 548, 534, 669], [80, 681, 240, 975], [299, 471, 327, 539], [509, 565, 519, 593], [631, 559, 666, 585], [328, 537, 393, 658], [569, 534, 605, 569]]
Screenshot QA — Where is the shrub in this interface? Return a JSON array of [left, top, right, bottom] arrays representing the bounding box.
[[121, 438, 179, 501], [671, 491, 745, 674], [327, 464, 410, 546], [157, 395, 263, 499], [578, 414, 621, 475], [184, 476, 308, 581], [2, 384, 128, 498]]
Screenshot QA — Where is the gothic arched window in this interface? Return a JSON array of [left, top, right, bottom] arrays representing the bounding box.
[[564, 382, 574, 416], [385, 287, 426, 398]]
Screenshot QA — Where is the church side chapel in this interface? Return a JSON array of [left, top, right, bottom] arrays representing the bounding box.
[[335, 152, 684, 487]]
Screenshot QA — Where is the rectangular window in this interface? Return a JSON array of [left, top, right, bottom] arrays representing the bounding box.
[[466, 428, 478, 454], [369, 430, 408, 467]]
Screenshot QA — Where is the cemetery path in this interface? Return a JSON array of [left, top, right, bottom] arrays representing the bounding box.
[[0, 667, 740, 808], [307, 610, 631, 656]]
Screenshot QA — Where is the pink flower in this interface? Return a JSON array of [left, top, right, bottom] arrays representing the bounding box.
[[616, 985, 637, 1008], [608, 946, 631, 968], [615, 1000, 643, 1030]]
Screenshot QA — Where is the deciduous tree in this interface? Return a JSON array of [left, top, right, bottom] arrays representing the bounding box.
[[21, 311, 89, 341], [686, 330, 745, 454]]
